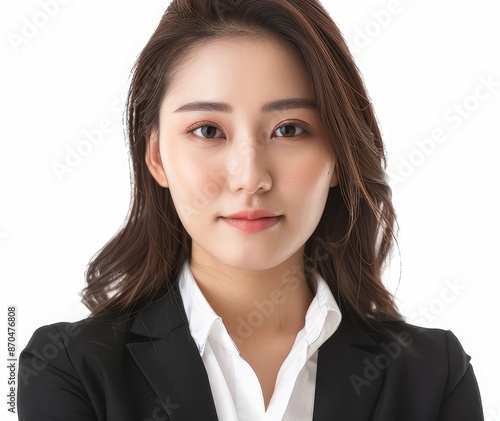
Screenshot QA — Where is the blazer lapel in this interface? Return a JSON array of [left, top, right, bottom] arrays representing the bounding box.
[[126, 285, 386, 421], [126, 287, 219, 421], [313, 315, 385, 421]]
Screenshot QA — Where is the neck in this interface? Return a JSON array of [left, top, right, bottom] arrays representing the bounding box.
[[189, 253, 314, 345]]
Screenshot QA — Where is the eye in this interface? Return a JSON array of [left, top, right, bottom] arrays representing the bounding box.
[[189, 123, 225, 139], [273, 123, 306, 138]]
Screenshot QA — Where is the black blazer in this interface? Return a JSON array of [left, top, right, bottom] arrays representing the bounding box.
[[18, 285, 483, 420]]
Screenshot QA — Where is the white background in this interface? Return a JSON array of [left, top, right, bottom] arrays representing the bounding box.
[[1, 0, 499, 417]]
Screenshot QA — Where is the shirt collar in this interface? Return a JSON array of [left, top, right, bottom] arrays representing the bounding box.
[[178, 261, 342, 355], [178, 261, 220, 355], [303, 270, 342, 350]]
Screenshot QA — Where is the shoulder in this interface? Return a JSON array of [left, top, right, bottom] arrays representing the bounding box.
[[375, 320, 470, 363], [317, 317, 482, 418], [19, 311, 132, 381], [23, 311, 131, 349], [374, 319, 468, 350], [363, 320, 473, 398], [19, 285, 184, 377]]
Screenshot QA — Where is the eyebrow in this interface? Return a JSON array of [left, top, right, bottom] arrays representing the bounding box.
[[174, 98, 317, 113]]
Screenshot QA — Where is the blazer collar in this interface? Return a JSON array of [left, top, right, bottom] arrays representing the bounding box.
[[313, 313, 386, 421], [127, 285, 219, 420], [127, 285, 385, 421]]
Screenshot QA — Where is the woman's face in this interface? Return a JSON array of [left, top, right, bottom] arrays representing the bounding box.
[[146, 36, 337, 272]]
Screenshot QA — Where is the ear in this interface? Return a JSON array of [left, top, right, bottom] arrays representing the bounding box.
[[329, 162, 339, 188], [145, 129, 169, 188]]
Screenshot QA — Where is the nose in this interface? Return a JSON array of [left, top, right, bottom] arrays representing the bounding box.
[[227, 139, 272, 194]]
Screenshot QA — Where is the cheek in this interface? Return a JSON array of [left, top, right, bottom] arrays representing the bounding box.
[[280, 154, 334, 202], [161, 145, 225, 219]]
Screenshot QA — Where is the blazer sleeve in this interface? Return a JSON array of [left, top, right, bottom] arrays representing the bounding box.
[[438, 330, 484, 421], [17, 324, 98, 421]]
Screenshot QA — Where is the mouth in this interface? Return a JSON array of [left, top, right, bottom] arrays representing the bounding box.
[[219, 211, 283, 233]]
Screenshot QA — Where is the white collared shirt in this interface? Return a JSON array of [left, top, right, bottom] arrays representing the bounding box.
[[178, 261, 342, 421]]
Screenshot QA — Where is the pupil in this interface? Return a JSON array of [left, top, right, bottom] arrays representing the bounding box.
[[280, 125, 296, 137], [202, 126, 217, 138]]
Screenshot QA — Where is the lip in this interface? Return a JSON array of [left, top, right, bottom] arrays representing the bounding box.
[[220, 209, 282, 233], [224, 210, 281, 220]]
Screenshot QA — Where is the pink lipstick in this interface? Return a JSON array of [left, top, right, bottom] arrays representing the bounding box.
[[220, 210, 282, 233]]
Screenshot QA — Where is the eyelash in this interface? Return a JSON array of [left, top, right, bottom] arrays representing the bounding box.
[[186, 121, 223, 138], [186, 120, 309, 139]]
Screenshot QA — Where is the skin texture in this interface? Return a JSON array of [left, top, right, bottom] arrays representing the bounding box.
[[146, 35, 338, 408]]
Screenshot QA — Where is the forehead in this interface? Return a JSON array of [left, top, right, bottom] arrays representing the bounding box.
[[162, 35, 313, 110]]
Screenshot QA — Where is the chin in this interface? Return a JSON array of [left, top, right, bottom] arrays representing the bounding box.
[[212, 246, 302, 273]]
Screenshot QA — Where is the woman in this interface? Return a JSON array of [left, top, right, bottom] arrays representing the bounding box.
[[18, 0, 483, 419]]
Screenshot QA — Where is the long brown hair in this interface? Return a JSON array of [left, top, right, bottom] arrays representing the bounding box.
[[81, 0, 403, 323]]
